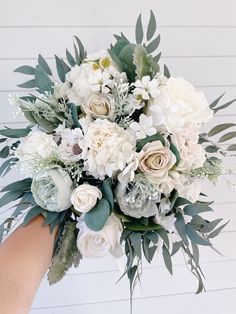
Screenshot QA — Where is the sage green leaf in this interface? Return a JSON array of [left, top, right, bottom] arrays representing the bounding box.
[[209, 93, 225, 109], [208, 123, 236, 137], [156, 228, 169, 248], [17, 79, 37, 89], [136, 133, 165, 152], [227, 144, 236, 151], [73, 43, 81, 65], [35, 65, 53, 93], [107, 49, 124, 72], [133, 45, 152, 79], [208, 221, 229, 238], [66, 49, 76, 67], [184, 203, 213, 216], [153, 52, 161, 63], [74, 36, 86, 60], [205, 145, 219, 153], [200, 219, 223, 233], [146, 35, 161, 54], [43, 211, 60, 225], [85, 199, 111, 231], [0, 127, 31, 138], [214, 98, 236, 113], [101, 180, 114, 210], [146, 10, 156, 41], [124, 222, 162, 231], [162, 245, 173, 274], [218, 131, 236, 142], [145, 231, 159, 244], [0, 146, 9, 158], [186, 224, 211, 246], [1, 178, 32, 192], [171, 242, 181, 256], [0, 138, 6, 143], [129, 232, 142, 258], [175, 212, 188, 245], [22, 205, 43, 225], [60, 59, 71, 73], [14, 65, 35, 75], [55, 55, 66, 82], [38, 54, 52, 76], [68, 103, 80, 128], [192, 242, 200, 266], [174, 197, 191, 208], [164, 64, 171, 78], [0, 190, 23, 208], [0, 158, 17, 176], [135, 14, 143, 44]]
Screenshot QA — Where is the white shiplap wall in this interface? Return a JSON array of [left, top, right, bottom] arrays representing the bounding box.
[[1, 0, 236, 313]]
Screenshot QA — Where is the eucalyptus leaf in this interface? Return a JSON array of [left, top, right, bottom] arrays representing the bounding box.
[[146, 35, 160, 54], [153, 52, 161, 63], [208, 123, 236, 137], [162, 245, 173, 274], [209, 93, 225, 109], [14, 65, 35, 75], [218, 131, 236, 143], [35, 65, 53, 93], [227, 144, 236, 151], [74, 36, 87, 60], [0, 127, 31, 138], [175, 212, 188, 245], [214, 98, 236, 113], [186, 224, 211, 246], [1, 178, 32, 192], [0, 190, 24, 208], [55, 55, 66, 82], [208, 221, 229, 238], [22, 205, 43, 225], [164, 64, 171, 78], [129, 232, 142, 258], [0, 158, 17, 176], [146, 10, 156, 41], [205, 145, 219, 153], [0, 146, 9, 158], [85, 199, 111, 231], [184, 203, 213, 216], [17, 79, 37, 89], [101, 180, 114, 210], [66, 49, 76, 67], [38, 54, 52, 76], [136, 133, 165, 152], [135, 14, 144, 44]]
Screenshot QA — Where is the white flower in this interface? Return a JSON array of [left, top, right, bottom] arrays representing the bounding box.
[[76, 214, 123, 258], [171, 123, 206, 172], [87, 70, 112, 94], [83, 94, 115, 119], [130, 114, 156, 139], [84, 119, 135, 179], [159, 197, 171, 214], [133, 76, 160, 101], [159, 171, 186, 196], [53, 81, 71, 100], [146, 77, 213, 132], [177, 179, 202, 203], [155, 213, 176, 234], [15, 130, 58, 176], [56, 125, 86, 163], [31, 166, 73, 212], [71, 184, 102, 213], [118, 154, 140, 184], [139, 140, 176, 184]]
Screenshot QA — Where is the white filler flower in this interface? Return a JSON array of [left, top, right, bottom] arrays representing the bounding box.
[[130, 114, 156, 139]]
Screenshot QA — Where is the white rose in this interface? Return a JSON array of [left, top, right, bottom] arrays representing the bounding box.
[[171, 123, 206, 172], [146, 77, 213, 132], [76, 214, 123, 258], [139, 140, 176, 184], [84, 119, 135, 179], [31, 167, 73, 212], [83, 94, 114, 119], [71, 184, 102, 213]]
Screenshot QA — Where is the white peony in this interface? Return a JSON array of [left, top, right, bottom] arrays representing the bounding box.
[[84, 119, 135, 179], [71, 184, 102, 213], [15, 130, 58, 176], [146, 77, 213, 132], [76, 214, 123, 258], [129, 114, 156, 140], [31, 166, 73, 212]]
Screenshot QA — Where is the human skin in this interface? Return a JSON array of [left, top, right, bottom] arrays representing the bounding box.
[[0, 215, 57, 314]]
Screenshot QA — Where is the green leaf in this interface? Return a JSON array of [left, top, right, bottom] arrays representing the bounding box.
[[208, 123, 236, 137], [192, 242, 200, 266], [157, 228, 169, 248], [162, 245, 173, 274], [35, 65, 53, 94], [0, 127, 31, 138], [43, 211, 60, 225], [174, 197, 191, 208], [66, 49, 76, 67], [147, 10, 156, 41], [38, 54, 52, 76], [208, 221, 229, 239], [133, 45, 152, 79], [0, 190, 23, 208], [164, 64, 171, 78], [146, 35, 161, 54], [107, 48, 124, 72], [0, 138, 7, 143], [14, 65, 35, 75], [124, 222, 162, 231], [145, 231, 159, 244], [135, 14, 144, 44], [171, 242, 181, 256], [1, 178, 32, 192], [184, 203, 213, 216], [73, 43, 81, 65], [227, 144, 236, 151], [101, 180, 114, 210], [200, 218, 223, 233], [55, 55, 66, 82], [0, 158, 17, 176], [205, 145, 219, 153], [218, 131, 236, 143], [17, 79, 37, 89], [209, 93, 225, 109], [186, 224, 211, 246], [136, 133, 165, 152], [68, 103, 80, 128], [129, 232, 142, 258], [22, 205, 43, 225], [153, 52, 161, 63], [0, 146, 9, 158], [214, 98, 236, 113], [85, 199, 111, 231], [175, 212, 189, 245], [74, 36, 87, 60]]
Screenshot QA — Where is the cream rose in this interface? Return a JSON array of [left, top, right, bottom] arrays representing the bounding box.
[[139, 140, 176, 184], [146, 77, 213, 132], [76, 214, 123, 258], [71, 184, 102, 213], [83, 94, 114, 119]]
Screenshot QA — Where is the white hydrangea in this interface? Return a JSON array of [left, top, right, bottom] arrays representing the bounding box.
[[129, 114, 156, 139], [146, 77, 213, 133], [15, 130, 59, 176], [84, 118, 135, 179]]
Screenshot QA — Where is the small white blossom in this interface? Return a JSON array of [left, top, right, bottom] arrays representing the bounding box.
[[133, 76, 160, 101], [130, 114, 156, 139]]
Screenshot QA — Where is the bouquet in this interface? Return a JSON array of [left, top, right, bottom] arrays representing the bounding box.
[[0, 10, 235, 305]]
